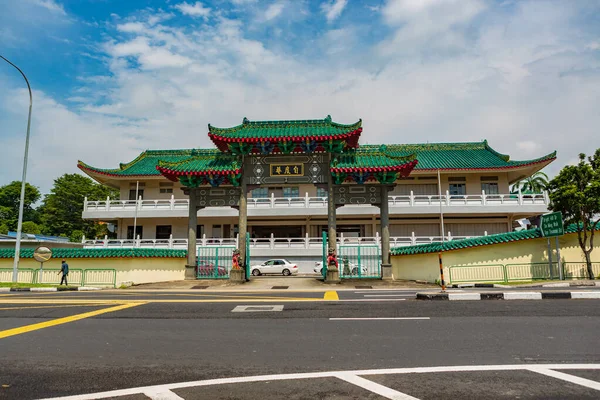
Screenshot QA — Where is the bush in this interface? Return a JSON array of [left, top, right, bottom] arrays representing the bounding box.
[[70, 230, 84, 243], [21, 221, 41, 235]]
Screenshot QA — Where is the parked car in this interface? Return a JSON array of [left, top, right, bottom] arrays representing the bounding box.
[[314, 261, 368, 275], [250, 259, 298, 276]]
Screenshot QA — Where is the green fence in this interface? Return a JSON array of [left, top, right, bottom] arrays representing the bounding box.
[[197, 246, 235, 279], [82, 269, 117, 287], [322, 231, 327, 279], [0, 268, 36, 284], [448, 262, 600, 284], [0, 268, 116, 287], [35, 268, 84, 286], [338, 245, 381, 279]]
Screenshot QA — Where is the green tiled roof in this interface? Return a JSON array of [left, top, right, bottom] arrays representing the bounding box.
[[390, 222, 599, 256], [390, 229, 543, 256], [78, 149, 221, 177], [331, 147, 417, 171], [157, 154, 241, 176], [208, 115, 362, 139], [79, 140, 556, 179], [0, 248, 187, 259], [374, 141, 556, 170]]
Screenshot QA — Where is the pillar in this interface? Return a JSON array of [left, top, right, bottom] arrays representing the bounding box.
[[380, 185, 392, 279], [230, 180, 247, 283], [185, 188, 198, 279], [325, 166, 340, 283]]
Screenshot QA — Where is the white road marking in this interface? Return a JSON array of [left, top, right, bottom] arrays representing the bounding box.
[[353, 290, 417, 294], [231, 305, 284, 312], [503, 292, 542, 300], [363, 294, 415, 297], [39, 364, 600, 400], [335, 373, 420, 400], [143, 389, 185, 400], [337, 299, 406, 302], [330, 317, 430, 321], [528, 367, 600, 391]]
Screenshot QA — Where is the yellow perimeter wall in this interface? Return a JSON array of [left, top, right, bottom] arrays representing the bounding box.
[[0, 257, 185, 286], [391, 232, 600, 282]]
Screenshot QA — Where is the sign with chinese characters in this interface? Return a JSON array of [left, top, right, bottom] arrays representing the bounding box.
[[270, 163, 304, 177], [540, 212, 564, 237]]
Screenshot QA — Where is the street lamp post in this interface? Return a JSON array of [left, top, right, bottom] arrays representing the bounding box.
[[1, 55, 33, 283]]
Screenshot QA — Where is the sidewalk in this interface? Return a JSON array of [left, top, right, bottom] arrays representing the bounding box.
[[124, 276, 438, 291]]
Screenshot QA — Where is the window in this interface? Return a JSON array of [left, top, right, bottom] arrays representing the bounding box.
[[481, 182, 499, 194], [127, 226, 143, 239], [449, 184, 466, 196], [316, 187, 327, 198], [283, 187, 299, 198], [159, 182, 174, 194], [252, 188, 268, 198], [129, 189, 144, 200], [448, 177, 466, 182], [196, 225, 204, 239], [156, 225, 172, 240]]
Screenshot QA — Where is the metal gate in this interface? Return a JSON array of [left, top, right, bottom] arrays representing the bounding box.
[[338, 245, 381, 279], [197, 245, 235, 279]]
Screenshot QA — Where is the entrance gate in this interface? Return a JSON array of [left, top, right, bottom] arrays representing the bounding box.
[[338, 245, 381, 279], [197, 245, 235, 279]]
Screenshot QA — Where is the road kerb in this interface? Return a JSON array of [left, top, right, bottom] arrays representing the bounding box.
[[417, 291, 600, 301], [448, 293, 481, 301]]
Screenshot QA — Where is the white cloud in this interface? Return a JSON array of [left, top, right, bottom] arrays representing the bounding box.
[[321, 0, 348, 22], [264, 2, 285, 21], [33, 0, 66, 15], [175, 1, 211, 18], [2, 1, 600, 193]]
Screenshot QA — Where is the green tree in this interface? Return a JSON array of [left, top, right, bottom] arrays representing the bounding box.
[[69, 229, 84, 243], [39, 174, 118, 239], [21, 221, 41, 235], [512, 171, 549, 193], [0, 181, 41, 230], [548, 150, 600, 279], [0, 223, 8, 235]]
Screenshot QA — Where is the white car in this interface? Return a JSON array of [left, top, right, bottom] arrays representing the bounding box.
[[314, 261, 368, 275], [250, 259, 298, 276]]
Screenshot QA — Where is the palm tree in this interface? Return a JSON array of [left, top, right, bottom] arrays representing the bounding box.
[[511, 171, 549, 194]]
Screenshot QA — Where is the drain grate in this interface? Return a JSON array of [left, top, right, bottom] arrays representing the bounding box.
[[271, 286, 289, 290], [355, 285, 372, 289], [232, 305, 284, 312], [191, 285, 209, 289]]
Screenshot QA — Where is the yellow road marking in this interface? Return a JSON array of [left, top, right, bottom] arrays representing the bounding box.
[[0, 302, 144, 340], [324, 291, 339, 301], [0, 304, 111, 310]]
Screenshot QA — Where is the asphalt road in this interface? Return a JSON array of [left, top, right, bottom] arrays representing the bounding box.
[[1, 291, 600, 399]]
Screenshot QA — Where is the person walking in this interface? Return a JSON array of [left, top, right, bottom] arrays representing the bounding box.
[[59, 259, 69, 286]]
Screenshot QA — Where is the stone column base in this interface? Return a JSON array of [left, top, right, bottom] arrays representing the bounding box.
[[229, 268, 246, 283], [184, 265, 196, 280], [381, 263, 393, 280], [325, 268, 340, 284]]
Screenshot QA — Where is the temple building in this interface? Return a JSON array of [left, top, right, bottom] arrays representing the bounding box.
[[78, 116, 555, 280]]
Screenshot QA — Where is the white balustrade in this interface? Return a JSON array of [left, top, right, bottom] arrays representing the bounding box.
[[82, 233, 481, 250], [85, 192, 548, 214]]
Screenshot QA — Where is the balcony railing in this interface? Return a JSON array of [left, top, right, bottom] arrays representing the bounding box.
[[82, 232, 479, 250], [84, 191, 548, 213]]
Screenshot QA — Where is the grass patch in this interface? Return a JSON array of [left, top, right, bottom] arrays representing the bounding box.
[[0, 282, 75, 288]]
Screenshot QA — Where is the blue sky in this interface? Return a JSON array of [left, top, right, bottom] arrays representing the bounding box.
[[1, 0, 600, 193]]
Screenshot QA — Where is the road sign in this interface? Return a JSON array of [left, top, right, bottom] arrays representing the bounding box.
[[540, 212, 564, 237]]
